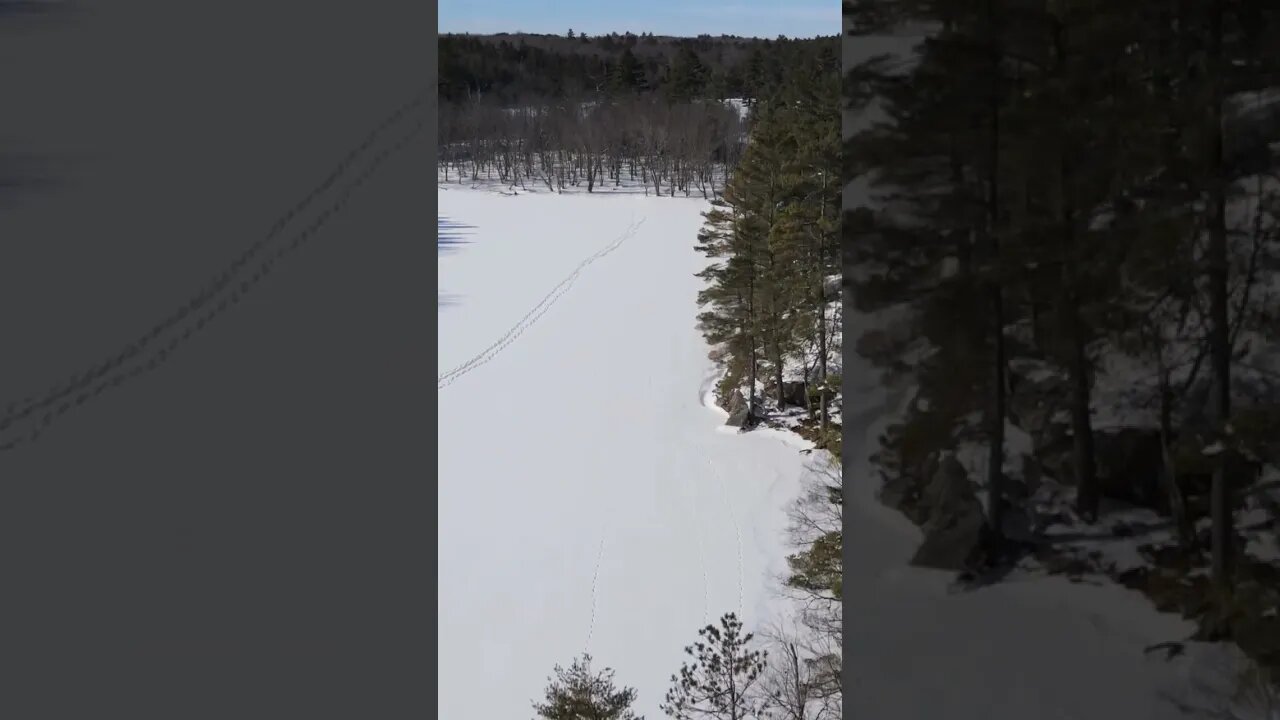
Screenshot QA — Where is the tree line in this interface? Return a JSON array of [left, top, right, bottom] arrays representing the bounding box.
[[694, 47, 842, 433], [438, 95, 747, 198], [844, 0, 1280, 624], [690, 41, 843, 718], [437, 34, 839, 201], [439, 33, 838, 106]]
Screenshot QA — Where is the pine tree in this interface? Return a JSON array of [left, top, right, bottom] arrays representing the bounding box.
[[777, 46, 841, 426], [995, 0, 1139, 521], [697, 103, 800, 415], [737, 104, 806, 408], [661, 613, 766, 720], [846, 0, 1280, 553], [697, 196, 762, 419], [607, 49, 647, 96], [845, 0, 1014, 548], [533, 655, 643, 720], [665, 47, 709, 103]]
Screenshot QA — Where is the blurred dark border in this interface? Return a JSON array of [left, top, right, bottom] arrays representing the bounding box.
[[0, 2, 437, 718]]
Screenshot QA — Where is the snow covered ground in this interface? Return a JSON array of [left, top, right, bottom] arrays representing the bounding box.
[[437, 186, 816, 720], [840, 327, 1257, 719]]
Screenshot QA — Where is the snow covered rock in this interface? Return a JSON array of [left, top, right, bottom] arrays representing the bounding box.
[[724, 389, 752, 427], [1006, 361, 1070, 453]]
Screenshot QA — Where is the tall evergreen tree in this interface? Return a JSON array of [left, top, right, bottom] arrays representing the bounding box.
[[846, 0, 1017, 546], [697, 102, 801, 413], [665, 46, 710, 103], [777, 48, 841, 425], [609, 48, 648, 95], [698, 196, 763, 420]]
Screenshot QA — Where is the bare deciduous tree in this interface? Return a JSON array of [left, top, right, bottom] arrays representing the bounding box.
[[436, 93, 744, 198], [753, 621, 839, 720]]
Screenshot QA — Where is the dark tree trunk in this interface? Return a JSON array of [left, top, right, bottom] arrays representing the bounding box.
[[1066, 283, 1099, 521], [1158, 344, 1194, 548], [816, 174, 832, 430], [1207, 0, 1233, 591], [1029, 286, 1044, 353], [983, 0, 1007, 545], [773, 334, 785, 409], [985, 283, 1007, 541], [747, 275, 759, 425], [1053, 23, 1100, 522], [817, 286, 829, 429]]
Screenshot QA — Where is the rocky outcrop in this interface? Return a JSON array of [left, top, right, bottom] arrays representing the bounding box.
[[725, 389, 752, 428], [909, 453, 987, 571], [1007, 363, 1069, 443], [1008, 362, 1172, 511], [780, 380, 808, 409]]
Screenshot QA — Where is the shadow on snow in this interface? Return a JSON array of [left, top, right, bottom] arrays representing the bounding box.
[[439, 216, 475, 311]]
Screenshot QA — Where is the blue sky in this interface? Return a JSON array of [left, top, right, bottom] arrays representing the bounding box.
[[439, 0, 835, 39]]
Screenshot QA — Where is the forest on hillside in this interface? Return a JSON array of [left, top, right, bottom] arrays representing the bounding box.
[[844, 0, 1280, 682], [439, 32, 836, 104]]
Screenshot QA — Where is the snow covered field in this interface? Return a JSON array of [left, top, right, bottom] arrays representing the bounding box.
[[437, 187, 816, 720]]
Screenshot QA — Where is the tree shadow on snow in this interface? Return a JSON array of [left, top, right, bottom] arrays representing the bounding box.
[[438, 216, 474, 255], [438, 216, 473, 312]]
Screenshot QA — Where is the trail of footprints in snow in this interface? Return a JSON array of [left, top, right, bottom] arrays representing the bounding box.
[[660, 370, 711, 628], [471, 238, 737, 649], [582, 378, 716, 653], [690, 457, 712, 627], [437, 217, 645, 391], [583, 534, 606, 655], [707, 451, 745, 617]]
